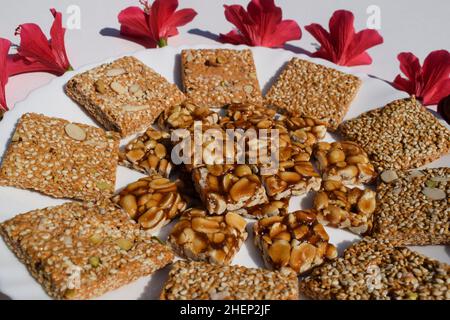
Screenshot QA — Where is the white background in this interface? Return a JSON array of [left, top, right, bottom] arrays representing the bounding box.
[[1, 0, 449, 111]]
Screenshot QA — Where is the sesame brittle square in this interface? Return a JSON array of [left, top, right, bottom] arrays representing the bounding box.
[[300, 238, 449, 300], [339, 97, 450, 172], [160, 260, 299, 300], [181, 49, 263, 108], [0, 201, 174, 300], [0, 113, 119, 201], [265, 58, 361, 130], [373, 168, 449, 245], [66, 56, 185, 137]]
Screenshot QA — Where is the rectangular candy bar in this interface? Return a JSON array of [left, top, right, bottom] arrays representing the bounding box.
[[339, 97, 450, 172], [0, 201, 174, 300], [372, 167, 449, 245], [300, 238, 449, 300], [265, 58, 361, 130], [181, 49, 263, 108], [66, 56, 185, 137], [253, 210, 337, 275], [167, 208, 247, 265], [0, 113, 120, 201], [160, 260, 299, 300]]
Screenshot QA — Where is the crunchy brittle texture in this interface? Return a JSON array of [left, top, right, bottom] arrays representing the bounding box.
[[0, 113, 119, 201], [265, 58, 361, 130], [118, 127, 173, 177], [0, 201, 174, 300], [112, 175, 187, 232], [168, 208, 247, 265], [66, 56, 185, 137], [181, 49, 263, 108], [254, 210, 337, 275], [160, 260, 299, 300], [313, 180, 376, 235], [339, 97, 450, 172], [300, 238, 450, 300], [313, 141, 376, 185], [192, 164, 268, 215], [372, 168, 449, 245]]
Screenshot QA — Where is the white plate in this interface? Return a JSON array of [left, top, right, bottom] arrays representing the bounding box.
[[0, 44, 448, 300]]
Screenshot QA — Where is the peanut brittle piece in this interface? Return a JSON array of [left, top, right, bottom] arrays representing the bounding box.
[[0, 113, 119, 201], [157, 101, 219, 131], [192, 164, 268, 215], [300, 238, 450, 300], [168, 208, 247, 265], [244, 198, 290, 219], [254, 210, 337, 275], [112, 175, 187, 232], [313, 180, 376, 235], [313, 141, 376, 185], [160, 260, 299, 300], [0, 201, 174, 300], [119, 127, 173, 177], [372, 168, 449, 245]]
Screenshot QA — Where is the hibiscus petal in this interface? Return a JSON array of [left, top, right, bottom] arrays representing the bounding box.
[[393, 74, 415, 95], [345, 29, 383, 65], [149, 0, 179, 40], [219, 30, 249, 46], [119, 7, 152, 38], [305, 23, 335, 61], [0, 38, 10, 111], [223, 4, 249, 37], [7, 54, 62, 76], [397, 52, 421, 84], [164, 8, 197, 38], [271, 20, 301, 47], [421, 50, 450, 102], [344, 51, 373, 67], [422, 78, 450, 105], [49, 9, 71, 73], [328, 10, 355, 64], [16, 23, 56, 69]]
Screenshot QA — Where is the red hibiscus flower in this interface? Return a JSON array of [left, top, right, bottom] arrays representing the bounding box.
[[305, 10, 383, 66], [118, 0, 197, 48], [393, 50, 450, 106], [219, 0, 302, 48], [9, 8, 72, 76], [0, 38, 11, 112]]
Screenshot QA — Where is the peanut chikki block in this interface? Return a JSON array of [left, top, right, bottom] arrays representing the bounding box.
[[0, 201, 174, 300], [300, 238, 450, 300], [118, 127, 173, 177], [243, 198, 290, 219], [0, 113, 119, 201], [157, 101, 219, 131], [220, 104, 326, 200], [160, 260, 299, 300], [192, 164, 268, 215], [167, 208, 247, 265], [313, 180, 376, 235], [181, 49, 263, 108], [313, 141, 376, 185], [253, 210, 337, 275], [66, 56, 185, 137], [265, 58, 361, 130], [339, 97, 450, 172], [372, 168, 449, 245], [112, 175, 187, 232]]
